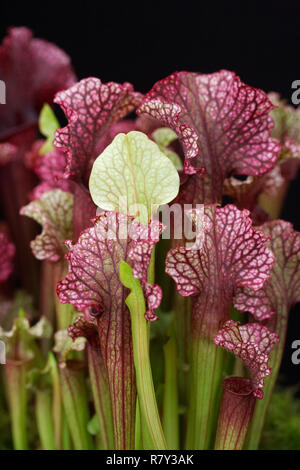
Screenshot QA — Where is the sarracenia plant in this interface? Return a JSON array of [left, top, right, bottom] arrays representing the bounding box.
[[2, 26, 300, 450]]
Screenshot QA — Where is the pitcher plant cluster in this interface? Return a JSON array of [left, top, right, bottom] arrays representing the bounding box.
[[1, 27, 300, 451]]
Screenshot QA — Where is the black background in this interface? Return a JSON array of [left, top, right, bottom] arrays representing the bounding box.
[[1, 0, 300, 385]]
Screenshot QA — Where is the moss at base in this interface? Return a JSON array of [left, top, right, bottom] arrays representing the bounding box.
[[260, 386, 300, 450]]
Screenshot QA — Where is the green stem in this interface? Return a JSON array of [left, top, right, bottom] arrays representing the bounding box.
[[245, 305, 288, 449], [48, 353, 72, 450], [53, 260, 74, 330], [40, 261, 55, 355], [120, 261, 167, 450], [35, 388, 56, 450], [135, 397, 154, 450], [185, 291, 234, 450], [59, 360, 93, 450], [62, 411, 72, 450], [135, 399, 142, 450], [41, 261, 55, 324], [5, 359, 30, 450], [48, 352, 63, 450], [232, 358, 245, 377], [185, 336, 225, 449], [258, 180, 289, 219], [55, 303, 74, 331], [162, 324, 179, 449], [174, 294, 191, 410]]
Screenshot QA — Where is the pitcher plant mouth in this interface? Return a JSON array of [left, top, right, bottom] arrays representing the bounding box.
[[1, 25, 300, 452]]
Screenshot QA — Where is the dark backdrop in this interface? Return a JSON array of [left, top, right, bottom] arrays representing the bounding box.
[[1, 0, 300, 386]]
